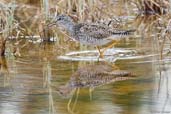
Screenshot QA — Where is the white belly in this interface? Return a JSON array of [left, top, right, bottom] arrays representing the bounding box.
[[77, 38, 111, 46]]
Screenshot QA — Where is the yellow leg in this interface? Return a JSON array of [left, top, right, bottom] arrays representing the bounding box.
[[102, 41, 117, 53], [103, 61, 120, 70], [111, 64, 120, 70], [96, 46, 104, 58], [96, 41, 118, 58]]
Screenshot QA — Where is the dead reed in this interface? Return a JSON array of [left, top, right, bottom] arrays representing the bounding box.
[[129, 0, 169, 15], [0, 2, 16, 56]]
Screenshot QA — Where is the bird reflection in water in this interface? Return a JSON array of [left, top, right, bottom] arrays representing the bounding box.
[[55, 63, 135, 113]]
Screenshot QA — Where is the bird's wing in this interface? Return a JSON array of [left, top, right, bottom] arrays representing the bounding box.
[[75, 23, 114, 39]]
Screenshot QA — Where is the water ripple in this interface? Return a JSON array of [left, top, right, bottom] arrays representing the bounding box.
[[58, 48, 159, 62]]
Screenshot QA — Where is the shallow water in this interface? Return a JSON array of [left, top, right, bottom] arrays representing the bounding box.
[[0, 38, 171, 114]]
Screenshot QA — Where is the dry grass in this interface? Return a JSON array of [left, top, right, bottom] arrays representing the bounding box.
[[52, 0, 127, 22], [129, 0, 169, 15], [0, 2, 16, 56]]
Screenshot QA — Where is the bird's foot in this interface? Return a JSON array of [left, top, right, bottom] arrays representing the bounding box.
[[99, 52, 104, 58], [111, 64, 120, 70]]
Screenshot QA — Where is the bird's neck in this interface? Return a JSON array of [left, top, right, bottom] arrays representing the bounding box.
[[63, 22, 75, 34]]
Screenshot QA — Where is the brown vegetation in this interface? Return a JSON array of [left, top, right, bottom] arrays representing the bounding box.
[[130, 0, 169, 15], [0, 35, 6, 56]]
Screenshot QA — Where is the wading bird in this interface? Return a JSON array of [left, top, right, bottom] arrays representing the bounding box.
[[50, 14, 135, 58]]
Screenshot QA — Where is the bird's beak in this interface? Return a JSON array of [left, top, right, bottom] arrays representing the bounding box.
[[47, 15, 57, 27], [47, 21, 57, 27]]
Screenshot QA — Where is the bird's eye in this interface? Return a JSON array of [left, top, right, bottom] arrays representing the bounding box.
[[57, 17, 62, 21], [59, 91, 63, 95]]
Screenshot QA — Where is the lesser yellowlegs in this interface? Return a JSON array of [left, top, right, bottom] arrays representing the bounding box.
[[50, 14, 135, 57]]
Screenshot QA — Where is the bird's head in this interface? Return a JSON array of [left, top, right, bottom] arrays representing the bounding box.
[[56, 85, 74, 98], [49, 14, 74, 28]]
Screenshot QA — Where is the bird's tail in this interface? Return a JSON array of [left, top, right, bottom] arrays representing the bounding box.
[[107, 29, 135, 40], [113, 29, 135, 35]]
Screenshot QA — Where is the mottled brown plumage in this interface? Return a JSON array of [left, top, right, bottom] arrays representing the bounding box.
[[75, 23, 134, 40], [51, 14, 135, 57]]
